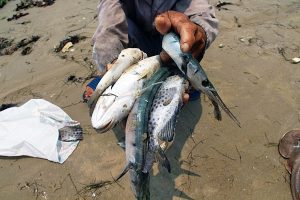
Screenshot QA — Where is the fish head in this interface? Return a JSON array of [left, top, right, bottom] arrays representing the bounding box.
[[91, 86, 116, 127], [118, 48, 147, 62], [162, 33, 191, 72], [92, 95, 135, 132]]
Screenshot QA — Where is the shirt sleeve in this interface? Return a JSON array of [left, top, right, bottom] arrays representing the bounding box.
[[92, 0, 128, 72], [176, 0, 219, 49]]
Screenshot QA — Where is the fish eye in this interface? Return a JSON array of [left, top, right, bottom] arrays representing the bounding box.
[[202, 80, 209, 87]]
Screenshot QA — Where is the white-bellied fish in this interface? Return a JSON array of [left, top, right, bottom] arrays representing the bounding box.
[[88, 48, 147, 112], [162, 32, 241, 127], [143, 75, 188, 173], [116, 101, 149, 199], [91, 56, 161, 132]]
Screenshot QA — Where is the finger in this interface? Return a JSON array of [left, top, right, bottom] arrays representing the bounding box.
[[191, 28, 206, 60], [160, 50, 172, 63], [154, 13, 171, 34], [177, 22, 197, 52], [191, 40, 205, 60], [106, 63, 113, 70], [183, 93, 189, 106], [166, 11, 197, 52]]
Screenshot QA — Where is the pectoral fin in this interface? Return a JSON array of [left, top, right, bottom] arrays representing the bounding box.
[[158, 114, 177, 142]]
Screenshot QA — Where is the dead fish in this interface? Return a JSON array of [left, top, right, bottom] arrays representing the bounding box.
[[143, 75, 188, 173], [58, 121, 83, 142], [116, 68, 172, 199], [162, 32, 241, 127], [279, 130, 300, 200], [116, 101, 149, 199], [88, 48, 147, 112], [115, 100, 150, 200], [91, 56, 161, 132]]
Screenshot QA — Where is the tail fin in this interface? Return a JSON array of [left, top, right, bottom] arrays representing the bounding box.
[[157, 148, 171, 173]]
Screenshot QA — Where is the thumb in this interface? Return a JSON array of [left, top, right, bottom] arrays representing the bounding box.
[[154, 13, 171, 34]]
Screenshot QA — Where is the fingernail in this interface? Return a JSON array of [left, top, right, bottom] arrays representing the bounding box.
[[181, 43, 189, 52], [155, 14, 164, 20]]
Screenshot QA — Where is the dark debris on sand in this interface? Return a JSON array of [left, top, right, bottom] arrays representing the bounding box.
[[0, 35, 40, 56], [16, 0, 55, 11], [54, 35, 87, 52], [7, 12, 29, 21], [0, 37, 14, 50], [5, 0, 55, 22], [215, 1, 234, 10]]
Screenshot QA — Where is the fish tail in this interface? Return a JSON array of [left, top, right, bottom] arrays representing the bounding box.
[[141, 173, 150, 200], [135, 172, 150, 200], [157, 148, 171, 173]]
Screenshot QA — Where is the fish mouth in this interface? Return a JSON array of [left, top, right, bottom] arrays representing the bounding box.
[[94, 119, 117, 133]]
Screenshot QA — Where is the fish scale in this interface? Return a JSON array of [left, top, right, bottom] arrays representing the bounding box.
[[143, 75, 188, 174]]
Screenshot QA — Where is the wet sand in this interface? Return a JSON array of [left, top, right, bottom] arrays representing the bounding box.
[[0, 0, 299, 199]]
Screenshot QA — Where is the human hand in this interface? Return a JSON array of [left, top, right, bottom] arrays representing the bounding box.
[[155, 11, 207, 62], [97, 59, 116, 76]]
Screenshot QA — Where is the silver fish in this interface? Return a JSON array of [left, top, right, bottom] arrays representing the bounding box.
[[88, 48, 147, 112], [116, 100, 150, 199], [143, 75, 187, 173], [91, 56, 161, 132], [162, 32, 241, 127]]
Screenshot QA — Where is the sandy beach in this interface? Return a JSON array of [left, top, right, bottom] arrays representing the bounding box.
[[0, 0, 300, 199]]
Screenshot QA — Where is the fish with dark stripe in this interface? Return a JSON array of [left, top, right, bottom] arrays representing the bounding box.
[[162, 32, 241, 127]]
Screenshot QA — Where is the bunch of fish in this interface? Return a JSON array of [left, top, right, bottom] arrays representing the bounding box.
[[88, 33, 240, 199]]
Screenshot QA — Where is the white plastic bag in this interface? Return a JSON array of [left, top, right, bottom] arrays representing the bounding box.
[[0, 99, 81, 163]]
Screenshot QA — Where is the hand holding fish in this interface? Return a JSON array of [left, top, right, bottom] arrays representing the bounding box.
[[155, 11, 207, 62]]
